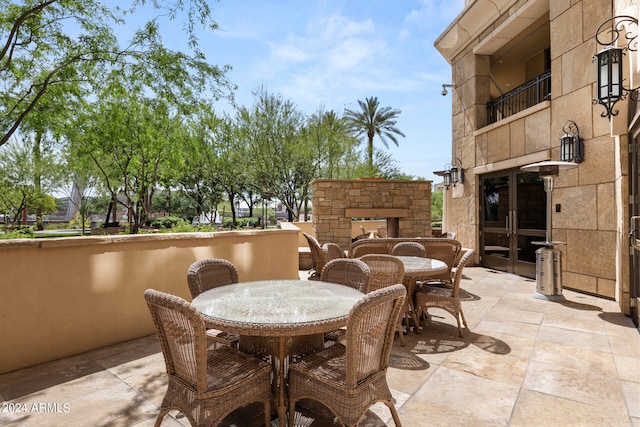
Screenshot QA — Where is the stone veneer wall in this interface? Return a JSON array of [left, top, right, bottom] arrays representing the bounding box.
[[311, 179, 432, 250], [436, 0, 625, 303]]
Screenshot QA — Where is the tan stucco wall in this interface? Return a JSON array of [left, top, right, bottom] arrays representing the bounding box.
[[0, 226, 299, 374]]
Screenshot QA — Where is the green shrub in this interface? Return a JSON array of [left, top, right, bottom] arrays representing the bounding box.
[[0, 227, 35, 239], [146, 216, 186, 229], [222, 217, 260, 229]]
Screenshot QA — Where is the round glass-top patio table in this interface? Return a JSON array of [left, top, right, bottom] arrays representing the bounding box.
[[396, 256, 448, 278], [191, 279, 364, 425], [394, 256, 448, 334]]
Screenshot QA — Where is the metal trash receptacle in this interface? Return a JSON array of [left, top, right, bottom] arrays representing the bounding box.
[[534, 247, 564, 300]]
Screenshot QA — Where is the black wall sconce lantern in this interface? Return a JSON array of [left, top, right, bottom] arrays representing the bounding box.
[[442, 169, 452, 188], [450, 158, 464, 186], [560, 120, 583, 163], [436, 158, 464, 190], [593, 15, 639, 120]]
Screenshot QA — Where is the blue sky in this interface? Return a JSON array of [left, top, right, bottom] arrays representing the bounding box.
[[150, 0, 465, 182]]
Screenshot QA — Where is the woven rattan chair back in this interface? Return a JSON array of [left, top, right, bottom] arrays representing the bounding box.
[[187, 258, 239, 347], [359, 254, 405, 293], [391, 241, 426, 257], [303, 232, 328, 277], [324, 242, 346, 260], [187, 258, 238, 299], [360, 254, 407, 346], [320, 258, 371, 293], [346, 284, 406, 385], [287, 284, 406, 427], [422, 238, 461, 284], [348, 239, 393, 258], [144, 289, 272, 427], [415, 249, 475, 337]]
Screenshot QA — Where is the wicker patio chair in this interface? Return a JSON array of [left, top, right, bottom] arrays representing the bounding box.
[[320, 258, 371, 345], [303, 232, 329, 279], [360, 254, 408, 346], [421, 238, 462, 285], [391, 241, 426, 257], [287, 284, 406, 427], [187, 258, 239, 348], [347, 239, 393, 258], [324, 242, 346, 260], [414, 249, 475, 337], [144, 289, 272, 427], [320, 258, 371, 294]]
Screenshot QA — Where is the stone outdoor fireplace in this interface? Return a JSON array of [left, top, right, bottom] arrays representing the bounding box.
[[311, 178, 432, 249]]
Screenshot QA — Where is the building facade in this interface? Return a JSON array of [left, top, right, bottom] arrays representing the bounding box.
[[436, 0, 639, 325]]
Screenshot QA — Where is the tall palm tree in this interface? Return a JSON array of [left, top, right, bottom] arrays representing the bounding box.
[[344, 96, 405, 169]]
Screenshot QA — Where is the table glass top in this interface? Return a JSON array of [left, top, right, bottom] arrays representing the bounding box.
[[192, 279, 363, 325], [396, 256, 447, 272]]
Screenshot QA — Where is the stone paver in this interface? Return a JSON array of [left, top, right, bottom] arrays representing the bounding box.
[[0, 267, 638, 426]]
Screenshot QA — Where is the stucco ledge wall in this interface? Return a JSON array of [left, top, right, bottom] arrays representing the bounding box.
[[0, 225, 299, 374]]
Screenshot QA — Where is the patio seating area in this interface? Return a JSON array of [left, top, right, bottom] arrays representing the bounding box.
[[1, 266, 638, 426]]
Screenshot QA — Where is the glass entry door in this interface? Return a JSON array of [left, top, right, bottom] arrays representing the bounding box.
[[480, 170, 546, 278]]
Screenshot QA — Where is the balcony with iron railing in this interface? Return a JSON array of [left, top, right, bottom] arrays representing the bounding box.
[[487, 70, 551, 125]]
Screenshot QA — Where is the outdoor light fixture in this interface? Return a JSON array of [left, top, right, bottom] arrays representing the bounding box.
[[441, 84, 454, 96], [435, 158, 464, 189], [443, 169, 452, 188], [559, 120, 583, 163], [450, 158, 464, 185], [593, 15, 639, 119]]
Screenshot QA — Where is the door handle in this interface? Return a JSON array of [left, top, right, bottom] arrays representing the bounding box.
[[505, 212, 510, 238], [630, 216, 640, 239], [511, 211, 517, 235]]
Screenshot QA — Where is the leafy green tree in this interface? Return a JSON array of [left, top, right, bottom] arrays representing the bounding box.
[[343, 96, 405, 170], [1, 0, 233, 148], [238, 87, 313, 222], [153, 190, 198, 221], [431, 188, 443, 222], [213, 115, 250, 227], [72, 85, 185, 233], [306, 108, 353, 179], [177, 110, 225, 223], [0, 138, 61, 227]]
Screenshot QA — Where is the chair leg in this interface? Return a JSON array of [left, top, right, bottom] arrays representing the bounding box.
[[386, 402, 403, 427], [263, 400, 271, 427], [454, 309, 463, 337], [287, 399, 296, 427], [407, 302, 421, 335], [396, 321, 406, 346], [460, 308, 468, 328], [154, 409, 169, 427]]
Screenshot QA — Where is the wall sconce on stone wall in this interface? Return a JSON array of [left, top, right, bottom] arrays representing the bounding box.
[[560, 120, 583, 163], [435, 158, 464, 190], [593, 15, 639, 120]]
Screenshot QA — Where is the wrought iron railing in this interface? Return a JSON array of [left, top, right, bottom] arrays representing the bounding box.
[[487, 70, 551, 124]]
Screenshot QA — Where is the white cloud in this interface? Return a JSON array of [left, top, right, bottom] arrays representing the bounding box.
[[204, 0, 463, 180], [271, 42, 310, 63], [320, 14, 375, 40]]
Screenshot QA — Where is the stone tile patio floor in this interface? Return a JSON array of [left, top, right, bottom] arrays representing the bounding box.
[[1, 267, 639, 426]]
